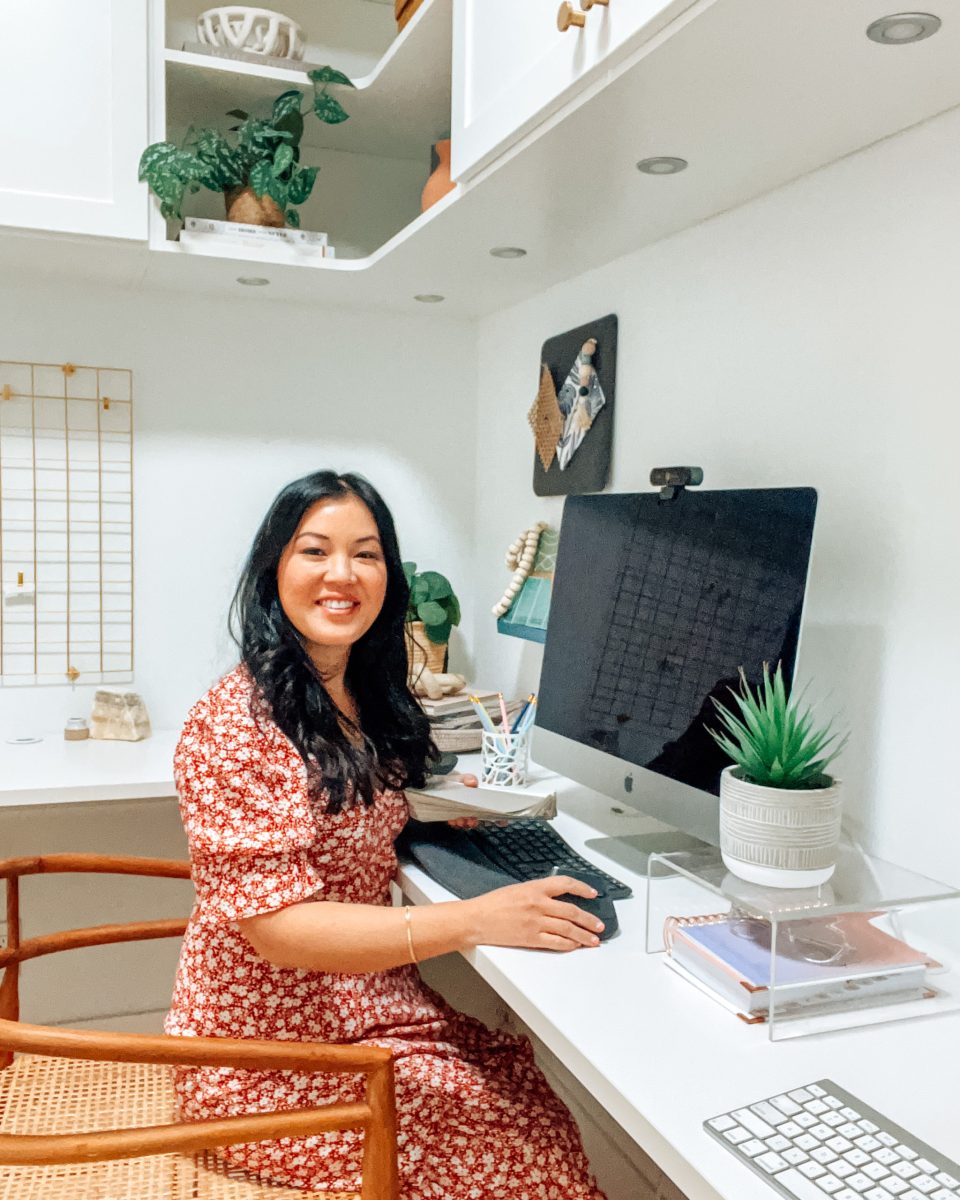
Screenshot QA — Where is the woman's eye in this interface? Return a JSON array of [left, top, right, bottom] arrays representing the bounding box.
[[358, 551, 381, 560], [302, 548, 326, 557]]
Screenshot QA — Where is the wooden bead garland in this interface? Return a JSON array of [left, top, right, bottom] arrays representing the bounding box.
[[492, 521, 548, 617]]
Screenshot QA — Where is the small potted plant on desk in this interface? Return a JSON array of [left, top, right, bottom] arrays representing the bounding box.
[[708, 662, 848, 888], [403, 562, 461, 679], [138, 68, 353, 228]]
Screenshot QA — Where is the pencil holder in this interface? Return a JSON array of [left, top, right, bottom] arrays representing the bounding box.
[[481, 729, 530, 787]]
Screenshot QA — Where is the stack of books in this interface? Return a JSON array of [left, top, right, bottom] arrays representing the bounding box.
[[663, 910, 937, 1024], [179, 217, 334, 261], [420, 690, 523, 752]]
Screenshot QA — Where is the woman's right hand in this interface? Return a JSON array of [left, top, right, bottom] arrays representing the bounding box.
[[463, 876, 605, 952]]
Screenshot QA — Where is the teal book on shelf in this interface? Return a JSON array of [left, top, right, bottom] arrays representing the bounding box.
[[497, 528, 557, 643]]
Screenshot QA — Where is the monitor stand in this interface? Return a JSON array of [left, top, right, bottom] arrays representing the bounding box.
[[583, 831, 715, 876]]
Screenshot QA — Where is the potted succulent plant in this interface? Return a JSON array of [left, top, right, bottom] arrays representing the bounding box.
[[138, 68, 353, 228], [402, 562, 461, 676], [708, 662, 848, 888]]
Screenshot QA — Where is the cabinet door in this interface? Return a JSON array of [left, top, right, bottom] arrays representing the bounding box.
[[0, 1, 148, 240], [452, 0, 700, 183]]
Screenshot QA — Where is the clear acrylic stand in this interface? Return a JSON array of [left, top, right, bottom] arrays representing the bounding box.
[[645, 843, 960, 1040]]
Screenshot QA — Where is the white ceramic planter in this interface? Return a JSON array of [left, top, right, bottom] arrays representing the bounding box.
[[719, 766, 842, 888]]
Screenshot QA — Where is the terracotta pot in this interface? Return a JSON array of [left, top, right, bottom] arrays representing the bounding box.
[[224, 186, 285, 227], [421, 140, 455, 213]]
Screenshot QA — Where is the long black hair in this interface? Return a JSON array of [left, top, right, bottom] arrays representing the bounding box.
[[229, 470, 435, 813]]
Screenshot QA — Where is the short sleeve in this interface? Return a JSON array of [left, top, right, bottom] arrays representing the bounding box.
[[174, 698, 323, 924]]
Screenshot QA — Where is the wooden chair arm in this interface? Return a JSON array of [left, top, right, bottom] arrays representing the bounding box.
[[0, 1019, 392, 1075], [0, 854, 191, 881]]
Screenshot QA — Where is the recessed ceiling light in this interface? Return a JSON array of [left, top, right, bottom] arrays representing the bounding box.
[[236, 276, 270, 286], [489, 246, 527, 259], [414, 294, 445, 303], [636, 156, 688, 175], [866, 13, 941, 43]]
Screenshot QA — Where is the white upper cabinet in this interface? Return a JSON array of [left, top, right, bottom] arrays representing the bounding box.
[[0, 1, 148, 240], [451, 0, 702, 182]]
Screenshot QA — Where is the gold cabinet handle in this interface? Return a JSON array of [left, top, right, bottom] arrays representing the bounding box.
[[557, 1, 586, 31], [580, 0, 610, 8]]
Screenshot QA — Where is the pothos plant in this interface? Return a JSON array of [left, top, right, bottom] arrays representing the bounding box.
[[402, 562, 461, 645], [138, 68, 354, 226]]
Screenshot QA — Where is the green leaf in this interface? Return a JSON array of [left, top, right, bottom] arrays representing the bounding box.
[[446, 593, 461, 626], [272, 90, 303, 121], [287, 165, 318, 204], [272, 143, 294, 177], [308, 66, 355, 87], [138, 142, 179, 180], [273, 107, 304, 149], [225, 108, 249, 119], [193, 129, 243, 189], [416, 600, 446, 627], [313, 91, 350, 124], [424, 619, 452, 645], [249, 158, 275, 198], [285, 206, 301, 228], [417, 570, 452, 600]]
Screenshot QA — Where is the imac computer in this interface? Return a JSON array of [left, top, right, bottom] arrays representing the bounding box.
[[533, 487, 818, 866]]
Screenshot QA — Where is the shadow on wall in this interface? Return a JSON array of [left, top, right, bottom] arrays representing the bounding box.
[[797, 621, 885, 851]]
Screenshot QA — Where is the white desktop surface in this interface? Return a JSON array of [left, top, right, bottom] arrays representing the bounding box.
[[0, 729, 179, 807], [398, 761, 960, 1200]]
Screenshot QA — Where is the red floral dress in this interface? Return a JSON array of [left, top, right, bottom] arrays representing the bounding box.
[[166, 668, 605, 1199]]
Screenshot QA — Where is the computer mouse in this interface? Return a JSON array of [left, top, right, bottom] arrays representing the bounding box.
[[549, 867, 619, 941]]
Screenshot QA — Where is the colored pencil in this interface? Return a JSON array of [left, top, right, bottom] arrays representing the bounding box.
[[510, 693, 536, 733]]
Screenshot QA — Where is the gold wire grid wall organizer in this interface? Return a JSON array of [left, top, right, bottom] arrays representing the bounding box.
[[0, 360, 133, 687]]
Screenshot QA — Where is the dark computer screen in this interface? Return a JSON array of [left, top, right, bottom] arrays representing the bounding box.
[[537, 488, 818, 797]]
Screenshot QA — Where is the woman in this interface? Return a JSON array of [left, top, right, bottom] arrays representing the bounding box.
[[166, 470, 607, 1198]]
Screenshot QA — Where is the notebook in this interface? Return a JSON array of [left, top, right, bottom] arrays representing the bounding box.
[[664, 911, 934, 1018]]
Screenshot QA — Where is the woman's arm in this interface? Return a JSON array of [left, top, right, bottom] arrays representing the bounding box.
[[238, 875, 606, 973]]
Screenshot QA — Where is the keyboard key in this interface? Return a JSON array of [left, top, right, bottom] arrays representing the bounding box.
[[898, 1148, 920, 1162], [808, 1100, 831, 1116], [935, 1175, 959, 1190], [845, 1152, 871, 1167], [740, 1139, 765, 1158], [933, 1191, 959, 1200], [732, 1108, 775, 1138], [813, 1148, 840, 1165], [773, 1095, 804, 1116], [802, 1162, 828, 1179], [912, 1179, 938, 1195], [797, 1135, 820, 1151], [917, 1163, 938, 1177], [828, 1138, 854, 1153], [819, 1179, 844, 1194], [825, 1113, 847, 1128], [782, 1122, 805, 1139], [886, 1183, 910, 1196], [841, 1124, 865, 1138], [858, 1137, 883, 1152], [903, 1192, 929, 1200], [809, 1085, 828, 1097], [892, 1163, 920, 1180], [875, 1150, 902, 1166], [768, 1135, 792, 1153], [753, 1101, 788, 1125], [877, 1134, 898, 1148], [814, 1125, 837, 1140], [848, 1174, 874, 1192], [833, 1163, 857, 1179], [797, 1114, 819, 1129], [863, 1164, 891, 1181], [785, 1148, 811, 1165], [724, 1127, 750, 1145], [825, 1097, 844, 1110], [708, 1114, 736, 1132], [791, 1089, 816, 1103], [775, 1167, 840, 1199], [859, 1121, 880, 1134], [865, 1190, 895, 1200], [757, 1151, 788, 1173], [842, 1108, 863, 1122], [836, 1192, 861, 1200]]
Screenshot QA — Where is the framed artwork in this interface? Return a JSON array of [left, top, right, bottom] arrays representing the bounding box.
[[528, 313, 618, 496]]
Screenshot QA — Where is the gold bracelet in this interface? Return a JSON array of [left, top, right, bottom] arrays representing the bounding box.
[[403, 905, 418, 965]]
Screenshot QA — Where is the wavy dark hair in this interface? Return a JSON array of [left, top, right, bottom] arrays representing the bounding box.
[[229, 470, 435, 813]]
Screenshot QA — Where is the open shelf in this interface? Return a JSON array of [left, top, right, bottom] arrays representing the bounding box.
[[164, 0, 450, 160]]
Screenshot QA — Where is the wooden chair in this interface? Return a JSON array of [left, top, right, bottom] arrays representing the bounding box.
[[0, 854, 399, 1200]]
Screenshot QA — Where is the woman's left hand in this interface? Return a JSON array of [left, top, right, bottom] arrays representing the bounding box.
[[447, 772, 480, 828]]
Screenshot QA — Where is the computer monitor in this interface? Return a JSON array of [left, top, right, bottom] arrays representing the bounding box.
[[533, 487, 818, 860]]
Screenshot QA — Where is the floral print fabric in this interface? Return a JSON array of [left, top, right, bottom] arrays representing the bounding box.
[[166, 668, 605, 1199]]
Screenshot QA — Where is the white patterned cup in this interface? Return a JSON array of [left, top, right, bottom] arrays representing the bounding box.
[[481, 730, 530, 787]]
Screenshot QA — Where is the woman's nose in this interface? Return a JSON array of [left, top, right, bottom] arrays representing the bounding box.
[[324, 553, 357, 582]]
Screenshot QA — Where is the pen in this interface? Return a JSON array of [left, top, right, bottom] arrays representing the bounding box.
[[518, 698, 537, 734], [497, 692, 510, 737], [510, 693, 535, 733], [469, 696, 498, 735]]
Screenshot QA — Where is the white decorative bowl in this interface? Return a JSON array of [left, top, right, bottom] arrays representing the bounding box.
[[197, 7, 304, 60], [719, 765, 842, 888]]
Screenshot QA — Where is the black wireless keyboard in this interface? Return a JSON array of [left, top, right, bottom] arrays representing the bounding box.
[[466, 819, 633, 900]]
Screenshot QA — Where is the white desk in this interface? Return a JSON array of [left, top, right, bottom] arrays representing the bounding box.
[[0, 730, 179, 808], [397, 764, 960, 1200]]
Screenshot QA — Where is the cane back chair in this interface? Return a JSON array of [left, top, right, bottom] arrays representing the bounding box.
[[0, 854, 399, 1200]]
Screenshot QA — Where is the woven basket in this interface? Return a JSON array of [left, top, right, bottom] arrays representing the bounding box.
[[406, 621, 447, 676], [431, 726, 482, 753]]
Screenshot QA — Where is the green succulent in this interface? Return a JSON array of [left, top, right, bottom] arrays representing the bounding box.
[[707, 662, 847, 790], [402, 562, 461, 645], [138, 67, 354, 225]]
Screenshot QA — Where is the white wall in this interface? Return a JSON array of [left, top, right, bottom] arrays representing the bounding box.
[[471, 106, 960, 886], [0, 280, 477, 737]]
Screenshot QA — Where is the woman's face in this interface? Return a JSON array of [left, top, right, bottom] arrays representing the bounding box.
[[277, 493, 389, 662]]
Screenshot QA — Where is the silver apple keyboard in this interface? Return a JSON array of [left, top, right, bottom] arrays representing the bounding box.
[[705, 1079, 959, 1200]]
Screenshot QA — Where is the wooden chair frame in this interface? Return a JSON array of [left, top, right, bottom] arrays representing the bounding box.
[[0, 854, 399, 1200]]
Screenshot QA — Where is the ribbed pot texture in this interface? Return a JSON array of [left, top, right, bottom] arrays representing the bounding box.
[[406, 620, 447, 676], [224, 186, 285, 227], [719, 766, 842, 875]]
